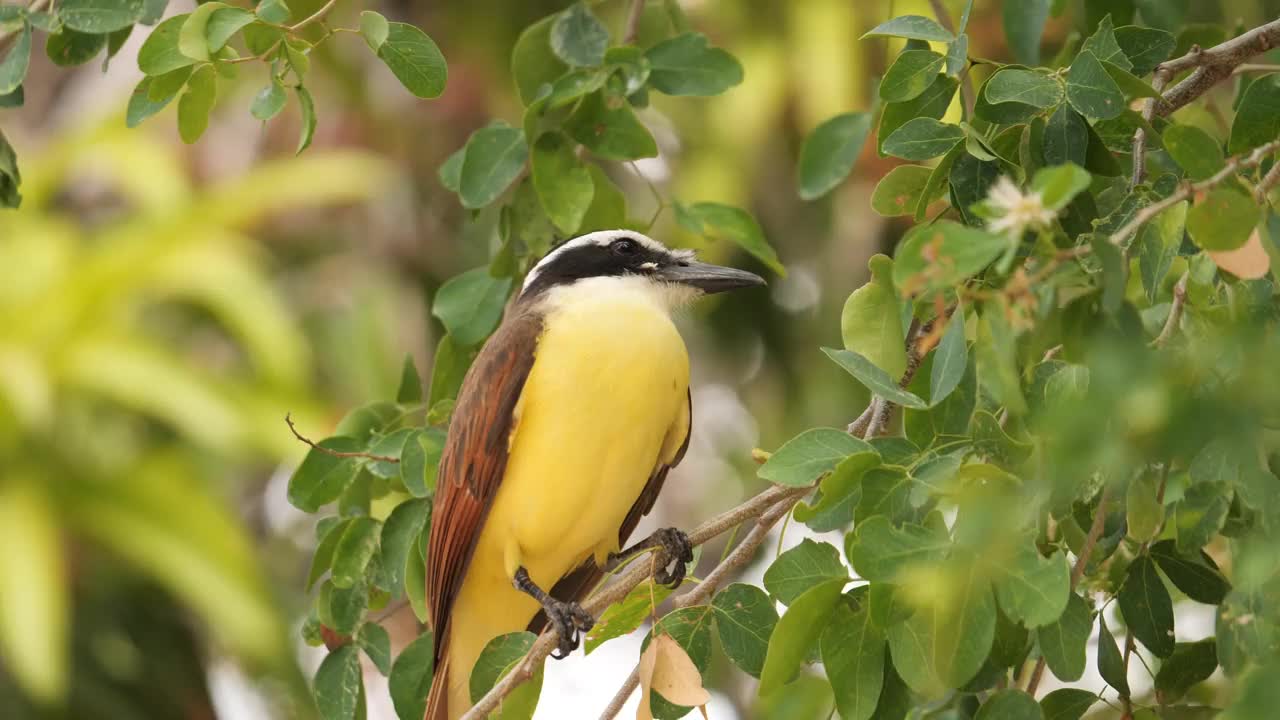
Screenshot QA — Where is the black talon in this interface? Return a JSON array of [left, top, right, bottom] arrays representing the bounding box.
[[616, 527, 694, 590], [514, 567, 594, 659]]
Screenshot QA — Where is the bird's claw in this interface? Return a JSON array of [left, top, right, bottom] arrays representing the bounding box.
[[650, 528, 694, 589], [545, 599, 594, 659]]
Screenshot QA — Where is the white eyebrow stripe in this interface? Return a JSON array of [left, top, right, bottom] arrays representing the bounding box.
[[521, 229, 669, 293]]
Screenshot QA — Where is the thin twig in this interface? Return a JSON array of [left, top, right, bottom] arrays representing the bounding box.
[[0, 0, 50, 48], [926, 0, 974, 118], [289, 0, 341, 32], [1256, 155, 1280, 203], [1150, 271, 1189, 348], [622, 0, 646, 45], [1233, 63, 1280, 74], [1110, 138, 1280, 247], [1156, 18, 1280, 117], [284, 413, 400, 462], [460, 483, 813, 720], [1130, 69, 1170, 188]]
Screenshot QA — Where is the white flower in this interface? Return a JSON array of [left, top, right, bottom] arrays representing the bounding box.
[[985, 176, 1056, 237]]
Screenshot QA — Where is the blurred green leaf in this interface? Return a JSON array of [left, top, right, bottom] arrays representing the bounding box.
[[431, 267, 513, 347], [1154, 640, 1217, 704], [758, 427, 874, 487], [821, 598, 885, 720], [930, 310, 967, 406], [0, 481, 68, 703], [138, 13, 192, 75], [586, 579, 674, 654], [1150, 540, 1230, 604], [882, 118, 964, 161], [1163, 125, 1223, 181], [1187, 190, 1258, 251], [645, 32, 743, 96], [797, 111, 872, 201], [871, 164, 936, 217], [314, 645, 362, 720], [1228, 74, 1280, 155], [764, 539, 848, 605], [256, 0, 289, 24], [176, 65, 216, 143], [976, 689, 1042, 720], [1003, 0, 1051, 64], [758, 578, 846, 697], [0, 23, 29, 95], [356, 622, 392, 676], [470, 632, 543, 719], [880, 50, 945, 103], [892, 221, 1008, 296], [331, 517, 381, 589], [126, 77, 174, 127], [1118, 555, 1175, 657], [887, 556, 995, 695], [1138, 201, 1187, 302], [823, 348, 927, 409], [712, 584, 778, 678], [399, 428, 444, 498], [580, 164, 628, 232], [309, 517, 351, 591], [550, 2, 608, 67], [674, 201, 784, 275], [205, 7, 254, 53], [389, 631, 434, 720], [376, 22, 447, 99], [531, 131, 593, 234], [1097, 612, 1130, 697], [863, 15, 953, 42], [374, 498, 429, 593], [1114, 25, 1174, 75], [846, 516, 950, 583], [565, 91, 657, 161], [396, 354, 423, 404], [1031, 162, 1090, 210], [991, 544, 1070, 628], [842, 254, 906, 378], [1126, 470, 1164, 543], [511, 13, 566, 105], [60, 0, 144, 33], [250, 79, 287, 121], [879, 75, 957, 156], [288, 437, 363, 512], [1041, 688, 1095, 720], [458, 123, 528, 209], [1175, 481, 1229, 552], [793, 450, 881, 528], [359, 10, 389, 52], [178, 2, 223, 61], [1036, 591, 1092, 681], [1044, 104, 1088, 166]]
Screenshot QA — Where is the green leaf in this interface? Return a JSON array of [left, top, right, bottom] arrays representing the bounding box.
[[60, 0, 144, 33], [394, 354, 422, 404], [432, 267, 513, 347], [879, 75, 958, 156], [1036, 592, 1092, 681], [764, 539, 849, 605], [25, 10, 62, 33], [550, 2, 608, 67], [823, 348, 927, 409], [1149, 540, 1230, 605], [531, 131, 593, 234], [359, 10, 389, 51], [886, 556, 995, 695], [1114, 25, 1174, 75], [793, 450, 882, 528], [1089, 234, 1126, 312], [0, 23, 30, 95], [1187, 189, 1259, 251], [459, 123, 527, 209], [758, 428, 874, 487], [644, 607, 714, 716], [1044, 104, 1088, 167], [892, 220, 1009, 296], [586, 580, 674, 654], [1138, 201, 1187, 302], [511, 14, 566, 105], [1229, 74, 1280, 155], [991, 545, 1070, 628], [374, 498, 429, 592], [862, 15, 953, 42], [314, 645, 362, 720], [376, 22, 447, 99], [331, 516, 381, 588], [985, 69, 1063, 108], [882, 118, 965, 161], [646, 32, 743, 96], [469, 632, 542, 719], [205, 6, 254, 53], [1163, 125, 1223, 181], [389, 631, 434, 720], [758, 578, 846, 696], [1174, 481, 1229, 552], [1118, 554, 1175, 657], [1081, 15, 1131, 70], [1126, 470, 1164, 543], [1041, 688, 1096, 720], [846, 516, 950, 583], [1002, 0, 1051, 64], [880, 50, 945, 103], [841, 254, 906, 378], [1031, 162, 1091, 210], [674, 201, 785, 275], [565, 90, 657, 161], [797, 111, 872, 200], [126, 77, 173, 127], [712, 584, 779, 678], [250, 80, 287, 121], [295, 85, 316, 154], [871, 165, 936, 217], [0, 482, 68, 703], [1066, 50, 1125, 121], [1101, 61, 1162, 101], [930, 310, 967, 406], [138, 14, 192, 75], [255, 0, 290, 24], [1097, 612, 1130, 697], [977, 689, 1043, 720], [580, 165, 627, 233], [357, 622, 392, 676], [288, 437, 363, 512], [1154, 640, 1218, 704], [821, 599, 885, 720], [177, 1, 221, 61], [0, 84, 22, 108]]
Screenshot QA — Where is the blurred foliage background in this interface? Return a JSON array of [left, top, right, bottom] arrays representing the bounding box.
[[3, 0, 1280, 718]]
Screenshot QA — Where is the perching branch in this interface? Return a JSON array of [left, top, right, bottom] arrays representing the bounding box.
[[926, 0, 975, 117], [1110, 138, 1280, 247], [288, 0, 342, 32], [622, 0, 646, 45], [1150, 271, 1189, 348], [459, 482, 814, 720], [1156, 17, 1280, 117], [284, 413, 400, 463]]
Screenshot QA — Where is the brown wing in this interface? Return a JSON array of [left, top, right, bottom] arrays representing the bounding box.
[[528, 390, 692, 634], [427, 308, 543, 663]]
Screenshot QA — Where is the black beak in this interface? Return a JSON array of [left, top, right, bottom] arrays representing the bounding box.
[[657, 261, 767, 294]]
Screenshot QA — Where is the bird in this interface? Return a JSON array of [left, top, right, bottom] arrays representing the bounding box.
[[423, 229, 765, 720]]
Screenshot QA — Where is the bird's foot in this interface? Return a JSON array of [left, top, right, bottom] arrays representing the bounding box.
[[621, 527, 694, 589], [543, 599, 594, 659]]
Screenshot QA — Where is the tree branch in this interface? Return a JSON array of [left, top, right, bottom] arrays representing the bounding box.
[[1150, 271, 1189, 348], [1110, 138, 1280, 247], [926, 0, 975, 118], [459, 482, 814, 720], [284, 413, 400, 463], [623, 0, 646, 45], [1156, 18, 1280, 117], [289, 0, 341, 32]]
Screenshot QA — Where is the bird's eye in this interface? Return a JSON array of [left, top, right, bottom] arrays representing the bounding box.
[[610, 238, 638, 255]]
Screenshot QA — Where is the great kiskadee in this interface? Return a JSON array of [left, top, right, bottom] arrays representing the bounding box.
[[423, 230, 765, 719]]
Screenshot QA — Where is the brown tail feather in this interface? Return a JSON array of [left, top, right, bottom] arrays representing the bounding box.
[[423, 654, 450, 720]]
